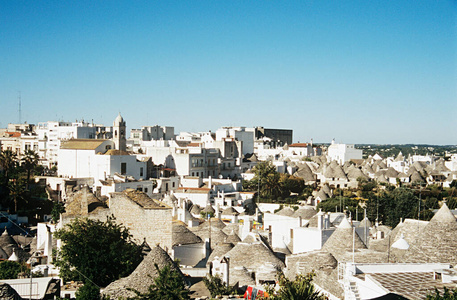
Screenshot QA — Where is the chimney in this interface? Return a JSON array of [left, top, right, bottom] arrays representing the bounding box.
[[216, 203, 221, 219], [44, 225, 53, 263], [318, 213, 324, 231]]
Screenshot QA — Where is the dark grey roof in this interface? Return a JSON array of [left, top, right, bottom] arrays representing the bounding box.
[[172, 221, 203, 247]]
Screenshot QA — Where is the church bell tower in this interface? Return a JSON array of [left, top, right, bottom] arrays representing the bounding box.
[[113, 113, 126, 151]]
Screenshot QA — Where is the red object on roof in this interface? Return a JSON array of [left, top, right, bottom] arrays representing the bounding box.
[[187, 143, 201, 147], [6, 132, 21, 138], [289, 143, 308, 147], [160, 168, 176, 171]]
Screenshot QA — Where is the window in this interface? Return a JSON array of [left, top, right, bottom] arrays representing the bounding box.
[[121, 163, 127, 175], [144, 188, 148, 193], [172, 182, 175, 188], [137, 187, 143, 191], [140, 167, 143, 177], [165, 183, 168, 191]]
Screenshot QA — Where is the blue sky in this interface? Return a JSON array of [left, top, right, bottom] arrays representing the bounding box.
[[1, 1, 456, 144]]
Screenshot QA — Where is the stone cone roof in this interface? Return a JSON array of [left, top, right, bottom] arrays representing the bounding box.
[[358, 217, 372, 228], [322, 217, 367, 260], [225, 231, 241, 244], [0, 229, 16, 249], [224, 242, 285, 272], [172, 221, 202, 247], [385, 167, 399, 178], [0, 283, 22, 300], [190, 204, 202, 215], [292, 207, 317, 220], [346, 165, 368, 180], [221, 207, 239, 216], [377, 174, 388, 183], [275, 207, 295, 217], [402, 203, 457, 264], [229, 266, 255, 287], [410, 171, 425, 184], [364, 164, 375, 175], [103, 245, 184, 299], [306, 210, 325, 228], [206, 242, 234, 266], [322, 184, 331, 195], [316, 189, 328, 201], [293, 163, 316, 182], [285, 250, 342, 299], [201, 204, 215, 214], [64, 185, 107, 216]]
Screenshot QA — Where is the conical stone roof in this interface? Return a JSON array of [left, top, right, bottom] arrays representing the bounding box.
[[206, 242, 234, 266], [224, 242, 285, 272], [292, 207, 317, 220], [402, 203, 457, 264], [172, 221, 203, 247], [293, 163, 316, 182], [322, 217, 367, 260], [275, 207, 295, 217], [102, 245, 184, 299]]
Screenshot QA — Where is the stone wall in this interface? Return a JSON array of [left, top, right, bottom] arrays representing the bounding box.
[[110, 194, 172, 251]]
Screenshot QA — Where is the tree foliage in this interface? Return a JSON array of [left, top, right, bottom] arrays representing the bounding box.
[[426, 287, 457, 300], [21, 150, 40, 189], [262, 272, 327, 300], [243, 162, 309, 202], [130, 263, 190, 300], [75, 283, 103, 300], [51, 202, 65, 223], [0, 261, 25, 280], [54, 216, 143, 287], [203, 274, 236, 298]]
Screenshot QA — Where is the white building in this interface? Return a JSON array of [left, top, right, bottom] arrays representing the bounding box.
[[327, 140, 362, 164]]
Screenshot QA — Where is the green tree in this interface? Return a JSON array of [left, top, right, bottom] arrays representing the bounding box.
[[21, 150, 39, 190], [385, 187, 418, 227], [203, 274, 236, 298], [54, 217, 142, 287], [75, 283, 102, 300], [130, 263, 190, 300], [0, 150, 18, 184], [0, 260, 24, 279], [262, 272, 327, 300], [8, 178, 26, 213], [426, 287, 457, 300], [51, 202, 65, 223]]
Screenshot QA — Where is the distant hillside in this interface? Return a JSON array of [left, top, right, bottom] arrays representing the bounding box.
[[356, 144, 457, 158]]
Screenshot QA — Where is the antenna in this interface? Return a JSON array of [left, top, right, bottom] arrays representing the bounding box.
[[17, 91, 22, 123]]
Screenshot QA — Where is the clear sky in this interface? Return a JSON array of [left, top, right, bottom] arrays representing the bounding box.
[[1, 1, 456, 144]]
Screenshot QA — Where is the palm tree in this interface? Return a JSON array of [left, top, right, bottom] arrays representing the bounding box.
[[21, 150, 39, 190], [0, 150, 18, 184], [8, 178, 25, 213]]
